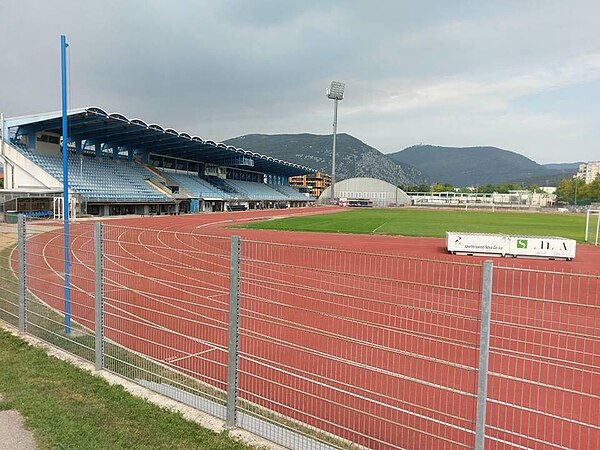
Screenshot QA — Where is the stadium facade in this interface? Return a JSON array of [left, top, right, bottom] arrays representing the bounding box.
[[0, 107, 316, 217], [318, 177, 411, 207]]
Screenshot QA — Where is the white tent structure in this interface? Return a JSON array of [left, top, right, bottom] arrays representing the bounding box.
[[318, 177, 411, 207]]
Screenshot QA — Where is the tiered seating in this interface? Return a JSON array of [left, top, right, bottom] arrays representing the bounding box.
[[14, 145, 167, 201], [10, 140, 312, 205], [224, 180, 288, 200], [165, 172, 230, 199], [205, 177, 245, 196], [268, 184, 308, 201]]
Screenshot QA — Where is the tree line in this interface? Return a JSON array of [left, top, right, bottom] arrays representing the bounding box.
[[555, 177, 600, 205]]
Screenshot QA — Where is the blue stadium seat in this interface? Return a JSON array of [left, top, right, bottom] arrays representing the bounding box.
[[221, 180, 288, 200], [268, 184, 308, 200], [10, 140, 310, 204], [12, 144, 167, 202], [164, 172, 231, 199]]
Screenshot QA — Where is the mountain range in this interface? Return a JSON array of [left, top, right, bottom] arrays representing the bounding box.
[[388, 145, 580, 186], [224, 134, 430, 186], [224, 134, 579, 187], [542, 162, 582, 171]]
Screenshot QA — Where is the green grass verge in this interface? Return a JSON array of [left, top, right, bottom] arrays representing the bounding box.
[[0, 242, 19, 328], [238, 209, 590, 242], [0, 329, 253, 450]]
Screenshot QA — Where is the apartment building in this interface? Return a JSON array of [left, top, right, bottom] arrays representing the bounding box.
[[574, 161, 600, 184]]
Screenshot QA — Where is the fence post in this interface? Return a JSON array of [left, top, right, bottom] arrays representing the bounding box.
[[17, 214, 26, 333], [94, 222, 104, 371], [226, 235, 241, 428], [475, 260, 493, 450]]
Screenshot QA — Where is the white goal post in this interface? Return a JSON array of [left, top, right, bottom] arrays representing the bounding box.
[[585, 209, 600, 245]]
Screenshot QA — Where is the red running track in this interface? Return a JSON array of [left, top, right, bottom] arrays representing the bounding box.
[[16, 207, 600, 449]]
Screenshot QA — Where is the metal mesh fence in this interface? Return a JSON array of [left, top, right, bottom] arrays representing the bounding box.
[[24, 222, 96, 362], [238, 241, 484, 449], [101, 225, 232, 420], [1, 218, 598, 450], [487, 267, 600, 449], [0, 226, 19, 327]]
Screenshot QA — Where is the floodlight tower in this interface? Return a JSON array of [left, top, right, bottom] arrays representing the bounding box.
[[326, 81, 344, 204]]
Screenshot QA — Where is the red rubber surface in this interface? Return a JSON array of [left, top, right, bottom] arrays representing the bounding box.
[[17, 207, 600, 449]]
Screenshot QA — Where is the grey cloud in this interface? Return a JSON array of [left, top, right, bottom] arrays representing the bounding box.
[[1, 0, 599, 162]]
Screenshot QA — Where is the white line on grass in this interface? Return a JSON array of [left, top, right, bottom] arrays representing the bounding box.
[[371, 222, 388, 234]]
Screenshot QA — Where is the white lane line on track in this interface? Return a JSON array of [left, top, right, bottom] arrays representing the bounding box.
[[146, 224, 235, 307], [186, 217, 339, 293], [120, 223, 372, 362], [109, 228, 227, 340], [36, 226, 226, 353], [167, 223, 427, 332], [154, 225, 230, 275], [170, 219, 447, 339], [137, 228, 230, 302], [17, 227, 97, 329], [165, 347, 217, 364], [193, 216, 264, 229], [101, 228, 229, 353], [112, 230, 227, 350], [195, 219, 234, 229], [114, 228, 225, 299], [40, 229, 94, 300]]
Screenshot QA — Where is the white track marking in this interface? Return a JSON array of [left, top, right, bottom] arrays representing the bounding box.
[[165, 347, 218, 363], [35, 226, 226, 356]]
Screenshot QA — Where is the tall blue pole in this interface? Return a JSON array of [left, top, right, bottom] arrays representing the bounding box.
[[61, 34, 71, 334]]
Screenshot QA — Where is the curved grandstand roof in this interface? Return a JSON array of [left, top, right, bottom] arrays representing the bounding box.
[[4, 107, 316, 177]]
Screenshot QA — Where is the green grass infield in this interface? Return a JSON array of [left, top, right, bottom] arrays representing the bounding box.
[[239, 208, 589, 242]]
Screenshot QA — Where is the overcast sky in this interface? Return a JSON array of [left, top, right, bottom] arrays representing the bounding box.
[[1, 0, 599, 163]]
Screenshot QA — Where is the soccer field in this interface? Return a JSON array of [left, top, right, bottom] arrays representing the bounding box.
[[240, 208, 590, 242]]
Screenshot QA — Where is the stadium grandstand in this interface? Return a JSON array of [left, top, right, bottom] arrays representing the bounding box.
[[0, 107, 314, 217]]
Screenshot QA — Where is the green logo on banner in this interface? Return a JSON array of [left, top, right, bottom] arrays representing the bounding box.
[[517, 239, 528, 249]]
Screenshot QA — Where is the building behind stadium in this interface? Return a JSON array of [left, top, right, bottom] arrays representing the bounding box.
[[574, 161, 600, 184], [288, 171, 331, 200], [317, 177, 411, 207]]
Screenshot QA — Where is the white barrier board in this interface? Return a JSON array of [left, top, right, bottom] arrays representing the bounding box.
[[507, 236, 576, 259], [446, 232, 576, 260], [447, 232, 508, 256]]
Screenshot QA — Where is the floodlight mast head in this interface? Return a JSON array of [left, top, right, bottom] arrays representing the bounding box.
[[326, 81, 345, 100]]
